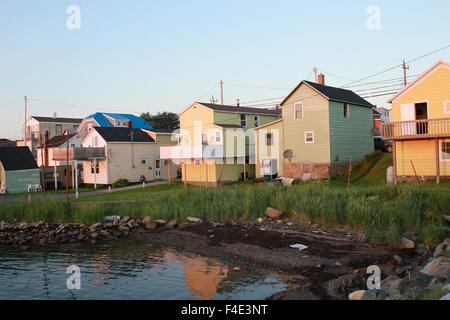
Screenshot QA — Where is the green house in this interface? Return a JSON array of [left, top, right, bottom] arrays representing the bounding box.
[[0, 147, 41, 194], [255, 76, 374, 180]]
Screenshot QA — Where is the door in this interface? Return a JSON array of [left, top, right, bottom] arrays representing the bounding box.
[[400, 104, 416, 135], [155, 159, 162, 180]]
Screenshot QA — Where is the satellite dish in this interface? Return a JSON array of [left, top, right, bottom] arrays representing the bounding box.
[[283, 149, 293, 159]]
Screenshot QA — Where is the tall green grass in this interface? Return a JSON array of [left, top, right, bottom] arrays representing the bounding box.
[[0, 182, 448, 246]]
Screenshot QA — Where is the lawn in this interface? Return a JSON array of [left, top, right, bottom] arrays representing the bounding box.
[[0, 152, 448, 247]]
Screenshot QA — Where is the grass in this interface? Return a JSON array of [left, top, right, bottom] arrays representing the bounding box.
[[0, 152, 448, 247]]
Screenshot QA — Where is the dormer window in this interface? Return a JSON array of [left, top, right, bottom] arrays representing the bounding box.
[[240, 114, 247, 127]]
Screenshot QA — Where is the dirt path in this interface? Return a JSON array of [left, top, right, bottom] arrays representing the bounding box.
[[137, 221, 426, 300]]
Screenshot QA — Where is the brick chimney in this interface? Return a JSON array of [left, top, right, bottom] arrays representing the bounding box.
[[236, 99, 240, 107], [318, 73, 325, 85]]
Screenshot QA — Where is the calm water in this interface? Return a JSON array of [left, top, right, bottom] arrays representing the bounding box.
[[0, 240, 285, 300]]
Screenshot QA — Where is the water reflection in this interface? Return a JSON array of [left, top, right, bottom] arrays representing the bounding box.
[[0, 241, 285, 300]]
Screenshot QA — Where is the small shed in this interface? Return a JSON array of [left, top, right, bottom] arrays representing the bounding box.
[[0, 147, 41, 193]]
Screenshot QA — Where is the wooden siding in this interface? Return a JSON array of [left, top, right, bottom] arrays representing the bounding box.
[[281, 83, 331, 164], [214, 112, 280, 129], [4, 169, 41, 193], [329, 101, 374, 163], [254, 120, 284, 178]]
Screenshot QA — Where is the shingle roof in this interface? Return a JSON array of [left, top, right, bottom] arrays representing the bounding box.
[[214, 123, 245, 129], [281, 81, 373, 108], [198, 103, 282, 115], [31, 116, 83, 124], [94, 127, 155, 143], [44, 134, 76, 148], [86, 113, 153, 130], [0, 147, 38, 171]]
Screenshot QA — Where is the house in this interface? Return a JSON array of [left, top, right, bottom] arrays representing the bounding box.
[[0, 139, 16, 147], [382, 60, 450, 183], [81, 127, 178, 186], [77, 113, 153, 137], [160, 102, 282, 186], [0, 147, 41, 193], [374, 107, 392, 123], [373, 109, 382, 136], [25, 115, 83, 158], [255, 74, 374, 180]]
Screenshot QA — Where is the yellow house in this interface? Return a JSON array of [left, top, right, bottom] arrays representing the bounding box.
[[161, 102, 281, 186], [383, 60, 450, 182]]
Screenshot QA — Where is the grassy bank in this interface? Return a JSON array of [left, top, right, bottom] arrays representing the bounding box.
[[0, 181, 449, 247]]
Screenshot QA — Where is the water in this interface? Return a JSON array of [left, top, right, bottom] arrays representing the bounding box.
[[0, 240, 285, 300]]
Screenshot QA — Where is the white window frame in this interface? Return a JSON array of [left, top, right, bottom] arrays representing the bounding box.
[[441, 141, 450, 162], [140, 159, 148, 165], [215, 130, 222, 144], [240, 114, 247, 127], [294, 102, 304, 120], [55, 124, 62, 136], [343, 103, 350, 119], [444, 101, 450, 114], [304, 131, 314, 144]]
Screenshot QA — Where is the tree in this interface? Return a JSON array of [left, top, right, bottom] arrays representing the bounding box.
[[140, 112, 179, 131]]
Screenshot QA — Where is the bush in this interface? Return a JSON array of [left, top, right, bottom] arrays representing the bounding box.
[[112, 179, 130, 188]]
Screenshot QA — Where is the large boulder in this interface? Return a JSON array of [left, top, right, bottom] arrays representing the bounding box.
[[420, 257, 450, 279], [266, 207, 283, 220], [434, 239, 450, 258], [348, 290, 366, 300]]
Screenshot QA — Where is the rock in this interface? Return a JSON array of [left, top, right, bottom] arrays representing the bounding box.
[[266, 207, 283, 220], [120, 216, 130, 225], [233, 267, 241, 272], [388, 278, 403, 296], [19, 245, 29, 251], [187, 216, 202, 223], [415, 243, 429, 255], [420, 257, 450, 279], [256, 218, 263, 223], [348, 290, 366, 300], [77, 233, 85, 241], [119, 226, 129, 232], [90, 223, 101, 230], [393, 255, 404, 265], [434, 239, 450, 258], [164, 219, 178, 229], [145, 221, 157, 230], [335, 262, 342, 267], [362, 289, 386, 300], [104, 215, 120, 222], [126, 219, 135, 229], [440, 293, 450, 300], [142, 216, 152, 225], [281, 178, 294, 186], [154, 220, 167, 226], [443, 215, 450, 223], [381, 275, 399, 288], [91, 232, 98, 239], [399, 237, 415, 249]]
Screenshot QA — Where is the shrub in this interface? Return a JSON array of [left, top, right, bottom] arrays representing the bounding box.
[[112, 179, 130, 188]]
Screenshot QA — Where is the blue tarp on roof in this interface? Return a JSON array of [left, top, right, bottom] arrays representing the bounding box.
[[85, 113, 153, 130]]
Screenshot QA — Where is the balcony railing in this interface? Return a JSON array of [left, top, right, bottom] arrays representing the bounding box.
[[52, 147, 105, 161], [382, 118, 450, 140], [160, 145, 225, 160]]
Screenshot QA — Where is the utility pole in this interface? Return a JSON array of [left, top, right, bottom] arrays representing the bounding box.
[[402, 60, 409, 87], [24, 96, 27, 147], [65, 133, 69, 216], [220, 80, 223, 105], [39, 134, 46, 197]]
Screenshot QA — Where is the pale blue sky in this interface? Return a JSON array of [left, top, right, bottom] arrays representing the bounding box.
[[1, 0, 449, 139]]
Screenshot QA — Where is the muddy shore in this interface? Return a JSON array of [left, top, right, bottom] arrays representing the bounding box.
[[0, 218, 435, 299]]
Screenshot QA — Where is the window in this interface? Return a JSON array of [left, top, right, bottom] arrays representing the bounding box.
[[141, 159, 148, 165], [266, 133, 272, 146], [442, 141, 450, 161], [304, 131, 314, 144], [88, 123, 93, 131], [202, 133, 208, 145], [445, 101, 450, 114], [294, 102, 303, 119], [91, 136, 98, 146], [194, 159, 201, 166], [215, 131, 222, 144], [73, 125, 79, 130], [91, 162, 99, 174], [254, 116, 259, 127], [240, 114, 247, 127], [343, 103, 349, 118], [56, 125, 62, 135]]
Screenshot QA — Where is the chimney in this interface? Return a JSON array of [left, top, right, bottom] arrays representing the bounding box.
[[53, 112, 57, 119], [236, 99, 240, 107], [318, 73, 325, 85], [126, 120, 132, 128]]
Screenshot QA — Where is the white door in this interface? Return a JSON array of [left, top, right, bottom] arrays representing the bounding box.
[[400, 103, 416, 135], [155, 159, 162, 180]]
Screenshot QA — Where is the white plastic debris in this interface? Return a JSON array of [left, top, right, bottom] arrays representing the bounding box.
[[290, 244, 308, 251], [104, 215, 121, 222]]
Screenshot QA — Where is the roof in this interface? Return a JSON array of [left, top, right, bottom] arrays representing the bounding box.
[[31, 116, 83, 124], [197, 102, 282, 115], [281, 81, 373, 108], [0, 139, 16, 147], [85, 113, 153, 130], [214, 123, 245, 129], [43, 134, 76, 148], [93, 127, 155, 143], [387, 60, 450, 104], [149, 128, 175, 134], [254, 119, 283, 130], [0, 147, 38, 171]]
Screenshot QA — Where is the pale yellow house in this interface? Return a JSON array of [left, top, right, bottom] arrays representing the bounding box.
[[82, 127, 178, 186], [383, 60, 450, 182], [161, 102, 281, 186]]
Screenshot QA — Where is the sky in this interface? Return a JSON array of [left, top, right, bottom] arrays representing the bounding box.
[[1, 0, 449, 139]]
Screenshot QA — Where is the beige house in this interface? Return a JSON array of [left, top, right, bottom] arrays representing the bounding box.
[[25, 115, 83, 158], [82, 127, 178, 186]]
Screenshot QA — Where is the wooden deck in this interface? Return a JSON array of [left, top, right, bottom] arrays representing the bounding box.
[[382, 118, 450, 140]]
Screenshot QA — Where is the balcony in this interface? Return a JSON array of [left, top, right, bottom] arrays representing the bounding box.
[[382, 118, 450, 140], [52, 147, 105, 161], [160, 145, 224, 160]]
